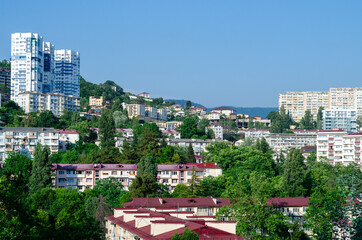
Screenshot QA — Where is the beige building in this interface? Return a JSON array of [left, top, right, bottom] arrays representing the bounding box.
[[51, 163, 222, 192], [279, 87, 362, 122], [122, 103, 146, 118], [89, 96, 104, 109]]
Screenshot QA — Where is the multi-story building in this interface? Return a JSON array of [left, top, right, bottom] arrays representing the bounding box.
[[18, 91, 80, 117], [165, 139, 221, 156], [323, 109, 357, 132], [211, 107, 235, 118], [145, 106, 158, 119], [239, 128, 270, 140], [317, 130, 361, 166], [0, 67, 11, 88], [138, 92, 150, 98], [51, 163, 222, 191], [157, 108, 168, 121], [236, 117, 271, 129], [55, 129, 79, 150], [42, 42, 55, 93], [54, 50, 80, 97], [122, 103, 146, 118], [105, 207, 241, 240], [161, 130, 181, 139], [206, 123, 223, 140], [156, 121, 182, 131], [266, 133, 317, 151], [0, 127, 59, 163], [279, 87, 362, 122], [11, 33, 45, 103]]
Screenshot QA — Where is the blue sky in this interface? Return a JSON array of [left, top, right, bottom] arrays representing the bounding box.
[[1, 1, 362, 107]]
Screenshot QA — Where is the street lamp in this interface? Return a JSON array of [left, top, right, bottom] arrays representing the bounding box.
[[288, 229, 294, 240]]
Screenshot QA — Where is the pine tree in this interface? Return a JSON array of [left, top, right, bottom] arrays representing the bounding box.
[[29, 143, 52, 194], [185, 143, 196, 163], [99, 110, 115, 148], [282, 149, 307, 197], [316, 107, 324, 130]]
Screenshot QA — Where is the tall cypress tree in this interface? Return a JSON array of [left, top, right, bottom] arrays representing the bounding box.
[[29, 143, 51, 194], [282, 149, 307, 197], [99, 110, 115, 148], [186, 143, 196, 163]]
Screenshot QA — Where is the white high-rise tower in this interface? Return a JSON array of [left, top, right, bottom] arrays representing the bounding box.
[[11, 33, 44, 103]]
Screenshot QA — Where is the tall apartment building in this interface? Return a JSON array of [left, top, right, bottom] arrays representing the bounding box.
[[317, 130, 361, 166], [279, 87, 362, 122], [0, 127, 59, 164], [11, 33, 80, 116], [323, 109, 357, 132], [279, 91, 329, 122], [11, 33, 45, 103], [18, 91, 80, 117], [42, 42, 55, 93], [54, 50, 80, 97], [0, 67, 11, 88]]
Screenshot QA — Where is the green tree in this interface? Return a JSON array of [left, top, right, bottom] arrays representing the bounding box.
[[185, 143, 196, 163], [171, 184, 193, 198], [32, 110, 60, 127], [137, 156, 158, 179], [70, 121, 97, 143], [300, 110, 314, 129], [219, 119, 237, 141], [178, 116, 198, 139], [248, 117, 254, 128], [185, 100, 192, 110], [99, 110, 115, 148], [255, 137, 270, 154], [282, 149, 307, 197], [93, 177, 126, 207], [29, 143, 52, 194], [113, 110, 129, 128], [316, 107, 324, 130], [172, 227, 199, 240]]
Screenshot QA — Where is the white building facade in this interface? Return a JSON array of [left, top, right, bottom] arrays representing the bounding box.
[[323, 109, 357, 132], [54, 50, 80, 97]]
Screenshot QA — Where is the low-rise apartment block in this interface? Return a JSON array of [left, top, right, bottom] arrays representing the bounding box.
[[157, 108, 168, 121], [161, 130, 181, 139], [52, 163, 222, 191], [89, 96, 110, 109], [156, 121, 182, 131], [55, 129, 79, 150], [317, 130, 361, 166], [265, 133, 317, 151], [206, 123, 223, 140], [0, 127, 59, 163], [18, 91, 80, 116], [239, 128, 270, 140], [122, 103, 146, 118], [105, 206, 242, 240], [323, 109, 357, 132], [165, 139, 221, 155], [211, 107, 235, 118], [145, 106, 158, 119]]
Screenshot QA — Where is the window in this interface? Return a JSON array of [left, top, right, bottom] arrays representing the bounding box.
[[163, 179, 168, 183], [172, 179, 177, 183], [76, 171, 83, 174], [187, 171, 193, 175], [172, 171, 178, 175], [119, 178, 127, 182], [66, 170, 74, 174], [198, 207, 209, 213], [58, 178, 65, 183], [77, 179, 83, 183], [86, 178, 92, 183], [68, 178, 74, 183], [59, 171, 64, 175], [112, 171, 117, 175], [86, 171, 92, 175]]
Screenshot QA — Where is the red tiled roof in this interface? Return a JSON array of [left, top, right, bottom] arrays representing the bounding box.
[[186, 162, 220, 169], [123, 197, 230, 208], [55, 129, 79, 134], [267, 197, 309, 207]]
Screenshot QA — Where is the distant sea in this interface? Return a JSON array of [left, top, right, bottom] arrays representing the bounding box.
[[164, 99, 277, 118]]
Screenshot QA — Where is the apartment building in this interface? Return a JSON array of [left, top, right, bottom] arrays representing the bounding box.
[[211, 107, 235, 118], [105, 207, 242, 240], [279, 87, 362, 122], [122, 103, 146, 118], [0, 67, 11, 88], [165, 139, 220, 155], [54, 50, 80, 97], [0, 127, 59, 163], [138, 92, 150, 98], [236, 117, 271, 129], [52, 163, 222, 191], [157, 108, 168, 121], [43, 42, 55, 93], [265, 133, 317, 151], [18, 91, 80, 117], [156, 121, 182, 131], [145, 106, 158, 119], [317, 130, 361, 166], [55, 129, 79, 150], [239, 128, 270, 139], [323, 109, 357, 132], [161, 130, 181, 139], [206, 123, 223, 140], [11, 33, 45, 102]]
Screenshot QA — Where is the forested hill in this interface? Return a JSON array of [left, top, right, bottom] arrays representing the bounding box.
[[164, 99, 204, 107]]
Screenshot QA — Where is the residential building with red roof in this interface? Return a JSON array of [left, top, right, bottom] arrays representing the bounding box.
[[211, 107, 235, 118], [51, 163, 222, 192], [55, 129, 79, 150], [105, 207, 244, 240]]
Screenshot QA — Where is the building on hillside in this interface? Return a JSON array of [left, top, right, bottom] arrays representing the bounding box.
[[265, 133, 317, 151], [206, 123, 223, 140], [170, 103, 183, 111], [236, 117, 271, 128], [157, 108, 168, 121], [55, 129, 79, 150], [175, 111, 185, 117], [0, 67, 11, 88], [105, 207, 242, 240], [317, 130, 361, 166], [239, 128, 270, 140], [145, 106, 158, 119], [165, 139, 221, 155], [11, 33, 45, 103], [267, 198, 309, 226], [138, 92, 150, 98], [54, 49, 80, 97], [161, 130, 181, 139], [211, 107, 235, 118], [51, 163, 222, 191], [207, 112, 221, 122], [122, 103, 146, 118], [0, 127, 59, 163], [18, 91, 80, 117], [42, 42, 55, 93], [156, 121, 182, 131], [323, 109, 357, 132], [117, 128, 134, 139]]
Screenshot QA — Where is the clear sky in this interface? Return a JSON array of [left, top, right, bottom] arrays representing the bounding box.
[[1, 1, 362, 107]]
